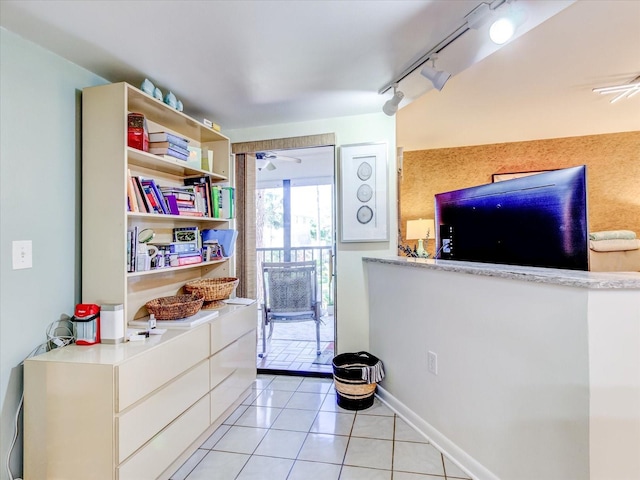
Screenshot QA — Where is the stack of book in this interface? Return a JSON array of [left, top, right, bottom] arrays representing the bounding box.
[[159, 185, 204, 216], [148, 131, 190, 161]]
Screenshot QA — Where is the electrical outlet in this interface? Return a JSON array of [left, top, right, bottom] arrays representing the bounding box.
[[428, 350, 438, 375]]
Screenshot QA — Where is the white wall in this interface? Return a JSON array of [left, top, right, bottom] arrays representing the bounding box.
[[367, 260, 640, 480], [367, 261, 591, 480], [0, 28, 106, 480], [227, 115, 397, 354]]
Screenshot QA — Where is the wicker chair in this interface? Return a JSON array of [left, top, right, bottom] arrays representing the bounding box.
[[259, 261, 321, 358]]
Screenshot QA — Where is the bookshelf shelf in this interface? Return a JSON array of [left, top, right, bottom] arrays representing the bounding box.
[[128, 147, 227, 180], [126, 258, 228, 278], [127, 212, 230, 224]]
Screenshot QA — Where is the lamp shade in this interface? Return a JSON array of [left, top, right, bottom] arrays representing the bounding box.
[[420, 65, 451, 91], [406, 219, 435, 240]]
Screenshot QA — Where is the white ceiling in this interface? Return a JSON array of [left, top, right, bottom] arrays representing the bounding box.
[[0, 0, 598, 133], [1, 0, 638, 164]]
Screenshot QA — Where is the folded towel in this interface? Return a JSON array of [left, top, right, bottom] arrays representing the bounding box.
[[589, 239, 640, 252], [361, 361, 385, 384], [589, 230, 637, 241]]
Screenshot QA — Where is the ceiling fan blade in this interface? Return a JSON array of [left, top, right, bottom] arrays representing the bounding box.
[[257, 151, 301, 163]]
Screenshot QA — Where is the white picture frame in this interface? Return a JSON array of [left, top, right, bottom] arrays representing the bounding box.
[[339, 142, 388, 242]]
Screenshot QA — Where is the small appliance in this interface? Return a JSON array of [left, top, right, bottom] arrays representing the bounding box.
[[72, 304, 101, 345], [100, 304, 124, 344]]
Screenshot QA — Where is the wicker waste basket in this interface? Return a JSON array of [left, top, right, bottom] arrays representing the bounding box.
[[332, 351, 385, 411]]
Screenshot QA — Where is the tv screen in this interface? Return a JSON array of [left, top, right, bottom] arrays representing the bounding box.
[[435, 165, 589, 270]]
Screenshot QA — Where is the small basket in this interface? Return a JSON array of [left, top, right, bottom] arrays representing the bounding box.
[[145, 294, 204, 320], [184, 277, 239, 302], [333, 351, 385, 410]]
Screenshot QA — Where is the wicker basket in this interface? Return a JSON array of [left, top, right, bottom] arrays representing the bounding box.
[[184, 277, 239, 302], [145, 294, 204, 320]]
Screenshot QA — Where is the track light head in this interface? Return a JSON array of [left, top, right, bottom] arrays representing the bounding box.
[[382, 86, 404, 116], [420, 60, 451, 91]]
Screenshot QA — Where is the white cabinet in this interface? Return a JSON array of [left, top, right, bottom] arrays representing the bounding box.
[[24, 303, 257, 480]]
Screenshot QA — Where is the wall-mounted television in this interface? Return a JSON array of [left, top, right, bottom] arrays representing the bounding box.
[[435, 165, 589, 270]]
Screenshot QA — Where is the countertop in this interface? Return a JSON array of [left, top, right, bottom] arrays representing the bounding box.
[[363, 256, 640, 290]]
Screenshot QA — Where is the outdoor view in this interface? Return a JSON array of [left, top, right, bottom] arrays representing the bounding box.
[[256, 184, 333, 308], [256, 179, 335, 373]]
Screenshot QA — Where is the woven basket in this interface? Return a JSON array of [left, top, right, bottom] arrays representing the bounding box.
[[332, 351, 384, 410], [145, 294, 204, 320], [184, 277, 239, 302]]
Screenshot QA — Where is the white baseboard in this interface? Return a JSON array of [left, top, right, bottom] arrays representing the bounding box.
[[376, 386, 500, 480]]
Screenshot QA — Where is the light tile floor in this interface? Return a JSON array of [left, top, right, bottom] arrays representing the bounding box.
[[256, 314, 335, 374], [170, 374, 472, 480]]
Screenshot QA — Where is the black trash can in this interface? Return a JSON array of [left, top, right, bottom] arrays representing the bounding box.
[[332, 351, 384, 410]]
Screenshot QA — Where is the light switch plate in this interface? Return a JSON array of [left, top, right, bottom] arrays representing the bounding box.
[[12, 240, 32, 269]]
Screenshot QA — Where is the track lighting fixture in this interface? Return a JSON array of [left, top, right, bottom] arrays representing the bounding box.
[[420, 57, 451, 91], [593, 76, 640, 103], [382, 85, 405, 116]]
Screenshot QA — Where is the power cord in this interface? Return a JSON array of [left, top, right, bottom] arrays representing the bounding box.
[[6, 317, 74, 480]]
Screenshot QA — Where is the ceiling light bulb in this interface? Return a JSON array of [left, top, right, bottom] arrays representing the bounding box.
[[265, 161, 276, 171], [382, 89, 404, 116], [420, 64, 452, 91], [489, 17, 516, 44]]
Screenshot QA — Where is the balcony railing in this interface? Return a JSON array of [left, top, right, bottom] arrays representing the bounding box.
[[256, 246, 333, 308]]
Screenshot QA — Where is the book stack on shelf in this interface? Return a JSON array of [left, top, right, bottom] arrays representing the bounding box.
[[159, 185, 204, 217], [126, 171, 235, 219], [148, 131, 190, 161]]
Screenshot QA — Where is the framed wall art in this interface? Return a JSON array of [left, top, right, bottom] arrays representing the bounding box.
[[339, 142, 388, 242]]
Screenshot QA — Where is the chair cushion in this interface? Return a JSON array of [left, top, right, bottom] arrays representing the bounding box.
[[269, 276, 313, 312]]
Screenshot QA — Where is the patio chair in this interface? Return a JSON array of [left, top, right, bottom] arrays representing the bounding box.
[[259, 261, 321, 358]]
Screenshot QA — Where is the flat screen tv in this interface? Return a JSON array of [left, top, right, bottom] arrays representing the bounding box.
[[435, 165, 589, 270]]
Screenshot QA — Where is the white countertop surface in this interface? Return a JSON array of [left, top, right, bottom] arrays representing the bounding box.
[[363, 256, 640, 290]]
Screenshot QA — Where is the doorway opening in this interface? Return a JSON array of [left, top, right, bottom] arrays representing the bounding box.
[[255, 145, 335, 375]]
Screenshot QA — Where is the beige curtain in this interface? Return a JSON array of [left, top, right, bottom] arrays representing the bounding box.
[[234, 153, 257, 299]]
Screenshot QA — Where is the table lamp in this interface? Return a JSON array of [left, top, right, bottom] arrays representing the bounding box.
[[406, 219, 435, 258]]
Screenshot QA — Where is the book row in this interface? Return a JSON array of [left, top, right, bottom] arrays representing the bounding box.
[[127, 170, 235, 219]]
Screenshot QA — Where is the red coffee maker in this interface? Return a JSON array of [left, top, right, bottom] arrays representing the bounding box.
[[72, 304, 101, 345]]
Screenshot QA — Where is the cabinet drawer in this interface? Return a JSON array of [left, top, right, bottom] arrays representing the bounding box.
[[210, 329, 257, 389], [211, 368, 255, 422], [118, 395, 210, 480], [210, 304, 256, 354], [117, 325, 209, 411], [117, 360, 209, 463]]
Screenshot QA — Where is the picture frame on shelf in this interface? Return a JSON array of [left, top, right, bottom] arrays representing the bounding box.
[[339, 142, 388, 242]]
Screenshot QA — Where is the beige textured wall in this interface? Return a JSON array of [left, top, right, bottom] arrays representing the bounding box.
[[400, 131, 640, 255]]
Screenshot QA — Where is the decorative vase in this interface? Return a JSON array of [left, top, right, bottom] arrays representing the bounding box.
[[164, 91, 177, 109], [140, 78, 155, 96]]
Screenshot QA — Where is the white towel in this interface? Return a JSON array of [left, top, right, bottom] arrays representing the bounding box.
[[589, 239, 640, 252], [589, 230, 637, 241]]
